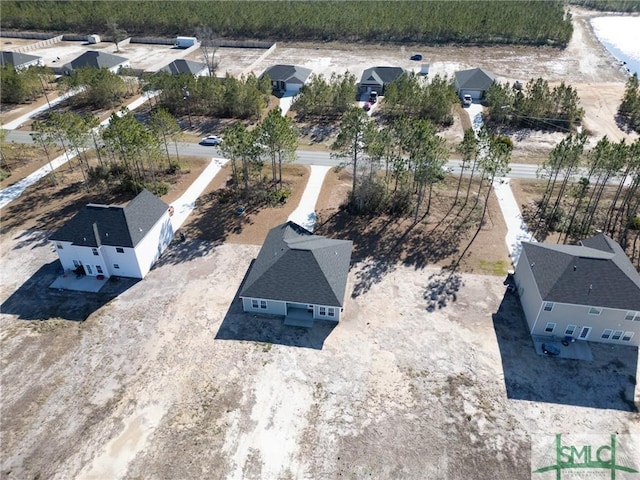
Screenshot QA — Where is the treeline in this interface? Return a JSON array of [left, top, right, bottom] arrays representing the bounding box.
[[144, 72, 271, 120], [618, 73, 640, 133], [0, 65, 52, 104], [292, 73, 357, 120], [484, 78, 584, 131], [1, 1, 572, 46], [567, 0, 640, 13]]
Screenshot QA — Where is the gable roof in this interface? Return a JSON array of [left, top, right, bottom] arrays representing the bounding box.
[[65, 50, 128, 71], [521, 233, 640, 311], [261, 64, 312, 85], [240, 221, 353, 307], [0, 51, 41, 68], [160, 59, 207, 76], [50, 189, 169, 248], [360, 66, 405, 86], [454, 67, 495, 90]]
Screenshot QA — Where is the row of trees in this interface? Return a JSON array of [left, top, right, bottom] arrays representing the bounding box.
[[485, 78, 584, 131], [292, 73, 357, 120], [145, 72, 271, 120], [529, 134, 640, 252], [618, 73, 640, 134], [32, 107, 182, 194], [60, 67, 134, 109], [382, 74, 459, 126], [1, 1, 573, 46]]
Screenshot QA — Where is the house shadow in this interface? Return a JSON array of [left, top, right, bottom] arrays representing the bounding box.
[[1, 260, 139, 322], [492, 288, 638, 411], [214, 260, 336, 350]]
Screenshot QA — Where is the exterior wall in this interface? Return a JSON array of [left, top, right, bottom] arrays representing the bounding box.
[[514, 248, 542, 333], [101, 245, 140, 278], [132, 212, 174, 278], [459, 88, 484, 100], [531, 302, 640, 347], [52, 241, 108, 277], [313, 304, 341, 322], [241, 297, 287, 316]]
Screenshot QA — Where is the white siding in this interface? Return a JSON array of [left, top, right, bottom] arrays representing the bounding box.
[[101, 245, 139, 278], [52, 242, 107, 277], [314, 305, 341, 322], [241, 298, 287, 316], [514, 248, 542, 333], [133, 213, 173, 278]]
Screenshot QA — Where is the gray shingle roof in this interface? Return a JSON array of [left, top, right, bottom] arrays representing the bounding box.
[[65, 50, 128, 71], [50, 189, 169, 248], [261, 64, 312, 84], [240, 221, 353, 307], [454, 67, 495, 91], [0, 51, 41, 68], [359, 66, 405, 86], [160, 59, 207, 76], [521, 233, 640, 311]]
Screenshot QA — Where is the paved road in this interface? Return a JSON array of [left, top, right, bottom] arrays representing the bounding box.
[[5, 130, 543, 180]]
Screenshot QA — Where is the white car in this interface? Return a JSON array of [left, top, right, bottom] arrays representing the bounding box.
[[200, 135, 222, 146], [462, 94, 473, 107]]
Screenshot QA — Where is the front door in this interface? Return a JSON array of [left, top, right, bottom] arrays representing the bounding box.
[[578, 326, 592, 340]]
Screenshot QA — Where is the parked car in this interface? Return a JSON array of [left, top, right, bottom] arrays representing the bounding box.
[[541, 343, 560, 356], [462, 94, 473, 107], [410, 53, 423, 61], [369, 91, 378, 104], [200, 135, 222, 146]]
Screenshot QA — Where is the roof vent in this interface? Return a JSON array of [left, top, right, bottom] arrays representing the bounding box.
[[573, 265, 577, 271], [530, 262, 535, 268]]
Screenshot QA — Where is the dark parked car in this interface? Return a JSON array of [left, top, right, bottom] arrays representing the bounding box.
[[410, 53, 423, 61], [541, 343, 561, 356]]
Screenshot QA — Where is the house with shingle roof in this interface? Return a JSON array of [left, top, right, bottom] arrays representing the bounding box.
[[358, 66, 405, 96], [0, 51, 42, 70], [514, 233, 640, 346], [159, 59, 208, 77], [260, 64, 312, 95], [239, 221, 353, 326], [62, 50, 130, 75], [50, 190, 174, 280], [454, 67, 495, 101]]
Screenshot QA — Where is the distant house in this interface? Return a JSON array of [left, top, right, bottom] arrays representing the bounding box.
[[62, 50, 130, 75], [50, 190, 174, 280], [514, 233, 640, 347], [454, 67, 495, 101], [0, 51, 42, 70], [239, 221, 353, 327], [358, 66, 405, 96], [159, 59, 208, 77], [260, 64, 312, 95]]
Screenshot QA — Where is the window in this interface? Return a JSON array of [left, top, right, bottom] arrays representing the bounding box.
[[565, 325, 576, 336], [328, 307, 335, 317], [543, 302, 554, 312], [56, 242, 63, 249], [544, 322, 556, 333], [92, 248, 99, 256], [601, 329, 613, 339], [113, 264, 120, 269], [86, 265, 93, 275], [319, 306, 326, 316], [622, 332, 634, 342], [116, 247, 124, 253], [588, 307, 602, 315], [625, 311, 638, 321], [612, 330, 623, 341], [96, 265, 103, 274], [251, 299, 259, 309], [260, 300, 267, 309], [73, 260, 81, 268]]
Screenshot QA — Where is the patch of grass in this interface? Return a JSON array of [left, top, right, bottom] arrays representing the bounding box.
[[478, 259, 509, 276], [261, 342, 273, 353]]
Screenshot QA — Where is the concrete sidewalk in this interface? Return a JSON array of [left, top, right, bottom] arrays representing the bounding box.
[[3, 88, 83, 130], [288, 165, 331, 232]]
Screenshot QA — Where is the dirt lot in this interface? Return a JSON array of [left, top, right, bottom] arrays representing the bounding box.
[[1, 7, 640, 480]]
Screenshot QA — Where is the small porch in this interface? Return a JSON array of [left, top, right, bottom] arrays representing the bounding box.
[[532, 335, 594, 361], [50, 272, 108, 293], [284, 305, 314, 328]]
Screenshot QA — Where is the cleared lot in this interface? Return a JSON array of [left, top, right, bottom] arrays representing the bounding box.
[[1, 231, 638, 479]]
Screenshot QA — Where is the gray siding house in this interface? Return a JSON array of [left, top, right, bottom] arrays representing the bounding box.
[[514, 233, 640, 347], [62, 50, 130, 75], [239, 221, 353, 327], [358, 66, 405, 96], [454, 67, 495, 101], [261, 64, 312, 95]]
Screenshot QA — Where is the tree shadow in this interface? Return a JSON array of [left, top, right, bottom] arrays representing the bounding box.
[[1, 260, 138, 322], [492, 287, 638, 411], [214, 260, 336, 350]]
